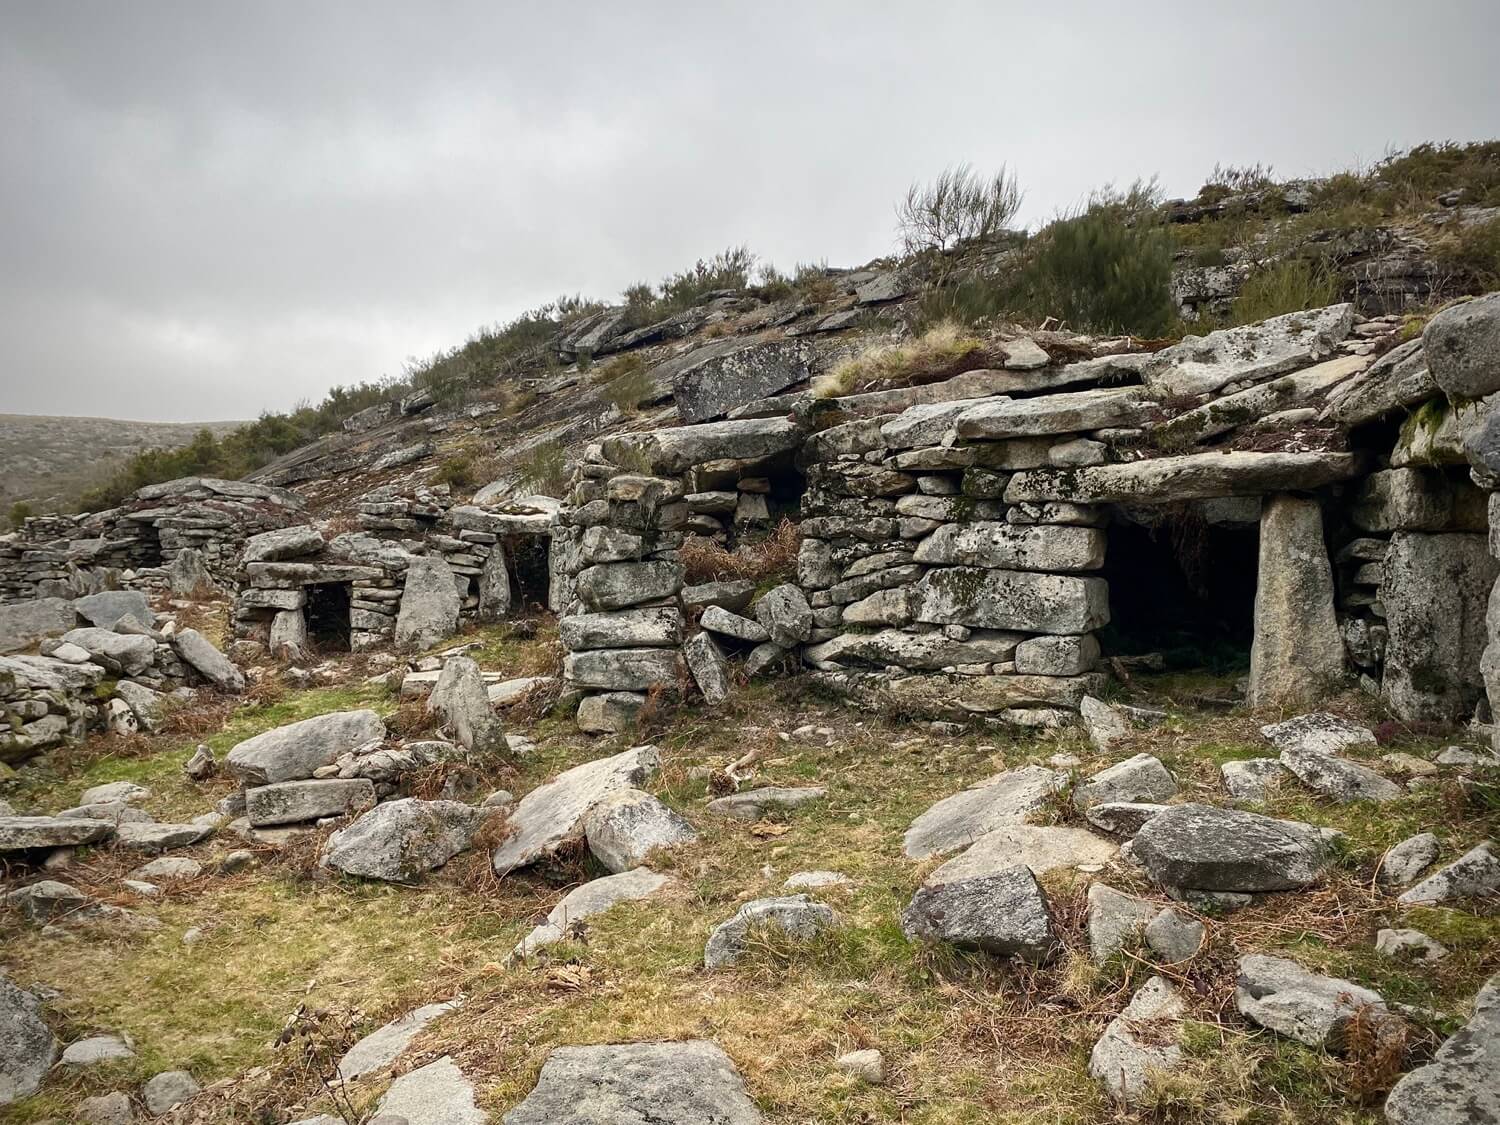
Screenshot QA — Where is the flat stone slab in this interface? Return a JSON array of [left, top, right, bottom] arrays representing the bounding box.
[[246, 779, 376, 827], [1260, 712, 1376, 755], [377, 1055, 485, 1124], [338, 999, 460, 1081], [912, 567, 1110, 634], [513, 868, 675, 957], [1385, 972, 1500, 1125], [0, 815, 114, 852], [226, 709, 386, 785], [1004, 451, 1362, 504], [323, 799, 486, 884], [1235, 953, 1389, 1047], [1089, 975, 1186, 1104], [1278, 746, 1402, 803], [502, 1040, 762, 1124], [903, 766, 1064, 859], [1398, 842, 1500, 905], [491, 746, 660, 876], [706, 786, 826, 821], [932, 825, 1117, 880]]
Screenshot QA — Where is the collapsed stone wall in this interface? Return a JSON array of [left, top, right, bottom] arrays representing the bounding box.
[[554, 293, 1500, 741], [0, 477, 307, 604]]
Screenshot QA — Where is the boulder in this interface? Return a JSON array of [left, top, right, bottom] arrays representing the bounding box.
[[172, 628, 246, 692], [394, 556, 462, 650], [377, 1056, 484, 1125], [0, 974, 56, 1105], [1384, 972, 1500, 1125], [73, 591, 153, 631], [754, 584, 813, 647], [1379, 832, 1440, 888], [1424, 291, 1500, 399], [1247, 495, 1345, 709], [501, 1040, 762, 1124], [322, 799, 486, 883], [684, 632, 731, 705], [114, 821, 213, 853], [166, 546, 214, 596], [930, 825, 1116, 881], [62, 627, 156, 676], [1259, 712, 1375, 755], [583, 789, 697, 873], [672, 339, 816, 424], [902, 862, 1055, 961], [1085, 802, 1170, 837], [1005, 451, 1362, 505], [226, 709, 386, 784], [0, 597, 77, 654], [1325, 338, 1435, 426], [1079, 695, 1131, 752], [338, 999, 461, 1081], [1278, 746, 1402, 802], [574, 561, 683, 612], [559, 607, 682, 650], [491, 746, 660, 875], [1072, 754, 1176, 811], [1235, 953, 1391, 1047], [704, 895, 838, 969], [246, 779, 376, 827], [512, 868, 675, 957], [1397, 842, 1500, 905], [912, 568, 1109, 634], [1089, 976, 1186, 1104], [1130, 804, 1333, 892], [706, 786, 825, 821], [1382, 532, 1497, 722], [1142, 303, 1354, 396], [81, 780, 150, 805], [61, 1034, 135, 1067], [903, 766, 1063, 858], [427, 656, 506, 756]]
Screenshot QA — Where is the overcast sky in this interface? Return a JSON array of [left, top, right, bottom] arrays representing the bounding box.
[[2, 1, 1497, 422]]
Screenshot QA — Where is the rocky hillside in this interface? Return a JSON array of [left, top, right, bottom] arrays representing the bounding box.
[[0, 415, 243, 515]]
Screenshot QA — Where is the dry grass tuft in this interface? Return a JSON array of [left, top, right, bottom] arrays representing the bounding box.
[[810, 320, 989, 398], [679, 518, 801, 585]]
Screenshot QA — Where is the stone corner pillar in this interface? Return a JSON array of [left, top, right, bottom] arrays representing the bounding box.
[[1247, 493, 1345, 710]]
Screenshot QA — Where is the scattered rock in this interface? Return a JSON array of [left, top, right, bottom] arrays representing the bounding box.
[[1376, 928, 1449, 962], [1379, 832, 1441, 888], [583, 789, 697, 873], [1086, 884, 1159, 963], [0, 974, 57, 1105], [1089, 975, 1186, 1104], [339, 1000, 461, 1081], [80, 781, 150, 805], [141, 1070, 200, 1115], [226, 709, 386, 784], [1236, 953, 1392, 1047], [322, 799, 486, 883], [1260, 712, 1376, 755], [902, 862, 1055, 961], [784, 870, 850, 890], [1130, 804, 1333, 892], [130, 857, 201, 881], [754, 584, 813, 647], [502, 1040, 762, 1124], [0, 815, 114, 852], [835, 1048, 884, 1084], [427, 656, 506, 756], [902, 765, 1063, 859], [491, 745, 661, 875], [1072, 754, 1176, 811], [684, 632, 732, 705], [61, 1034, 135, 1066], [1083, 802, 1169, 837], [1143, 909, 1205, 963], [1220, 758, 1284, 803], [171, 628, 245, 692], [513, 868, 674, 957], [246, 778, 376, 827], [932, 825, 1117, 880], [184, 744, 216, 780], [705, 895, 838, 969], [1278, 745, 1402, 802], [1384, 971, 1500, 1125], [76, 1091, 136, 1124], [1079, 695, 1131, 752], [1398, 842, 1500, 905], [707, 786, 826, 821]]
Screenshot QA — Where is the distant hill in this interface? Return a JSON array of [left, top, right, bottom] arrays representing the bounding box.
[[0, 414, 246, 515]]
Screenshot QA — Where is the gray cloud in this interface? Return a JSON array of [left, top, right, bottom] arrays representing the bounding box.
[[2, 0, 1496, 420]]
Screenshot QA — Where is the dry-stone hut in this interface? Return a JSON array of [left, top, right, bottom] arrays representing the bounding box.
[[552, 295, 1500, 740]]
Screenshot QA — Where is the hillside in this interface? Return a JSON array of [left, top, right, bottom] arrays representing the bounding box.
[[0, 414, 244, 516]]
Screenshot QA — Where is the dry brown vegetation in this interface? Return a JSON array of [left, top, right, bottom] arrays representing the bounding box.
[[679, 518, 802, 586]]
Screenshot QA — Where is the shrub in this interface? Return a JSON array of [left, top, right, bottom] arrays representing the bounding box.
[[511, 441, 570, 498], [8, 501, 34, 530], [597, 353, 655, 415], [1434, 215, 1500, 291], [811, 320, 987, 398], [1197, 162, 1277, 201], [1006, 185, 1176, 336], [433, 451, 479, 491], [897, 164, 1022, 257], [679, 518, 801, 584], [1229, 258, 1341, 325]]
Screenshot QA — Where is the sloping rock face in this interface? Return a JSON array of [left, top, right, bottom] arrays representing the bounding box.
[[672, 339, 816, 424], [503, 1040, 762, 1124], [226, 710, 386, 784], [1384, 972, 1500, 1125], [903, 766, 1064, 859], [0, 597, 77, 654]]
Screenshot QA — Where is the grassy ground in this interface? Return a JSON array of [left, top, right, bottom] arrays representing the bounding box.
[[1, 626, 1496, 1124]]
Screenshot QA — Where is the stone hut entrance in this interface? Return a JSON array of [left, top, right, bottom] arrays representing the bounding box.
[[1100, 504, 1261, 673], [305, 582, 352, 651]]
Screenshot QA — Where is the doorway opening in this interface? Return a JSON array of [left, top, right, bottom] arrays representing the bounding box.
[[305, 583, 352, 651], [1098, 507, 1259, 673], [508, 537, 551, 613]]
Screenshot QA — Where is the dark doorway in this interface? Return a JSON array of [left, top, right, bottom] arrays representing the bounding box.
[[305, 583, 352, 650], [135, 523, 165, 567], [1098, 508, 1259, 672], [508, 537, 551, 613]]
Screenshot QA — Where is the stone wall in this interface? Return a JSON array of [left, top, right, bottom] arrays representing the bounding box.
[[553, 294, 1500, 736]]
